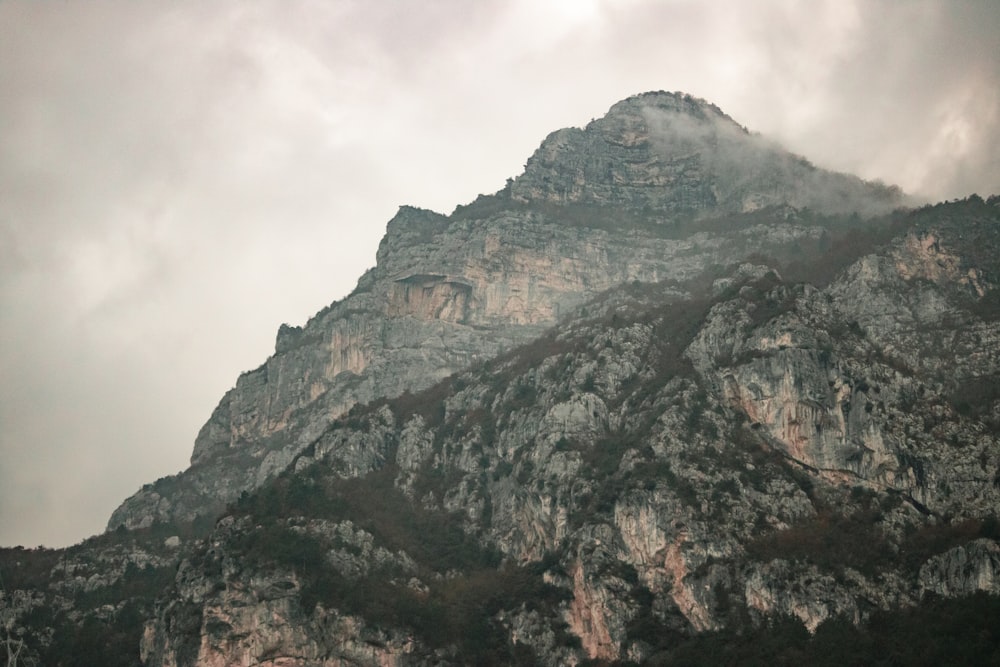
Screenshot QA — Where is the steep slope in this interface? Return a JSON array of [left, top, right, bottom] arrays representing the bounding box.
[[109, 91, 901, 532], [137, 198, 1000, 665], [8, 92, 997, 667]]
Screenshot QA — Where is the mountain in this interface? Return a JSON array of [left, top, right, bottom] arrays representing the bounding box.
[[3, 92, 1000, 666], [107, 91, 902, 533]]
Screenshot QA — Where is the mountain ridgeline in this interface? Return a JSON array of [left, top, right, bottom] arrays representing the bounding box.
[[3, 91, 1000, 666]]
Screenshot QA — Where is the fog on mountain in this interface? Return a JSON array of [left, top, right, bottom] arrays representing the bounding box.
[[3, 92, 1000, 666]]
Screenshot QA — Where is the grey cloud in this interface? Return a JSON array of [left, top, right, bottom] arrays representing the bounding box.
[[1, 0, 998, 547], [746, 0, 1000, 200], [640, 103, 903, 216]]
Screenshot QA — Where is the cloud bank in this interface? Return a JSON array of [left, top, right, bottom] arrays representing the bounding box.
[[1, 0, 998, 547]]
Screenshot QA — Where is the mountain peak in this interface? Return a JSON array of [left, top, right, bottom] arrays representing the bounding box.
[[604, 90, 733, 122], [509, 91, 901, 217]]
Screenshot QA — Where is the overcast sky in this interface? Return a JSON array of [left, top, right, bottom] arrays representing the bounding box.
[[1, 0, 998, 548]]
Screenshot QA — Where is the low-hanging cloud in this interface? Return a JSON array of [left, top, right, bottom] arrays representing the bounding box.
[[1, 0, 998, 547], [640, 103, 905, 217]]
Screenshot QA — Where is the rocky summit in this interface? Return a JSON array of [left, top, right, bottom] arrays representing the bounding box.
[[3, 91, 1000, 666]]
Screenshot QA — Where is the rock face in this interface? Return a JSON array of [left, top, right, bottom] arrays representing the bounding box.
[[138, 517, 423, 667], [510, 92, 900, 216], [6, 92, 999, 666], [108, 91, 901, 533], [138, 198, 1000, 666]]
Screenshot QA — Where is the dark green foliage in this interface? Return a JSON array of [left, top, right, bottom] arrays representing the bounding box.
[[745, 507, 891, 576], [390, 377, 453, 427], [33, 603, 148, 667], [1, 543, 180, 667], [968, 288, 1000, 321], [508, 380, 540, 411], [0, 545, 61, 591], [646, 592, 1000, 667], [72, 561, 175, 609], [581, 433, 633, 479], [465, 407, 498, 447], [15, 591, 169, 667], [950, 374, 1000, 422], [780, 210, 914, 288], [486, 330, 578, 381], [746, 504, 1000, 579], [235, 465, 498, 573], [226, 442, 582, 662], [413, 560, 571, 661], [898, 517, 1000, 573], [741, 277, 798, 328], [227, 513, 567, 662]]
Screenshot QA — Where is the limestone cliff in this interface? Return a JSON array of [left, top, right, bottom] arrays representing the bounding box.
[[108, 91, 901, 533], [6, 93, 998, 667], [139, 198, 1000, 666]]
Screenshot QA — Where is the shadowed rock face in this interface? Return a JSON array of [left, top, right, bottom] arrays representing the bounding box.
[[16, 93, 1000, 667], [107, 92, 902, 532]]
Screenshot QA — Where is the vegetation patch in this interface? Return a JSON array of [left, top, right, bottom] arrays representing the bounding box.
[[746, 504, 1000, 579], [234, 465, 497, 573], [227, 511, 568, 663], [645, 591, 1000, 666]]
